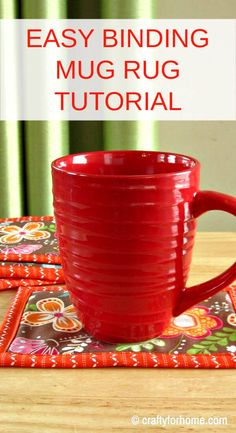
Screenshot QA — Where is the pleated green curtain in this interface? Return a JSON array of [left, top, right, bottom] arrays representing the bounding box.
[[68, 0, 103, 154], [0, 0, 159, 217], [22, 0, 69, 216], [101, 0, 159, 150], [0, 0, 23, 217]]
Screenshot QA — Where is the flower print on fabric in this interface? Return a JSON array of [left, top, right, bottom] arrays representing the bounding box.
[[226, 345, 236, 353], [6, 288, 236, 359], [9, 337, 59, 355], [116, 338, 166, 353], [61, 336, 93, 354], [161, 306, 222, 340], [0, 222, 50, 244], [187, 327, 236, 355], [227, 313, 236, 327], [22, 298, 83, 333], [0, 244, 43, 254]]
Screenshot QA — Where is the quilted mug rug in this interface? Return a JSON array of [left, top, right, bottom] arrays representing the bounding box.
[[0, 217, 235, 368]]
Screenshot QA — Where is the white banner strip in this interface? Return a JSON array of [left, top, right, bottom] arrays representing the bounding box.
[[0, 19, 235, 120]]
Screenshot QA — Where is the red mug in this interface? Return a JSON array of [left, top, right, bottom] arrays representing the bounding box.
[[52, 151, 236, 343]]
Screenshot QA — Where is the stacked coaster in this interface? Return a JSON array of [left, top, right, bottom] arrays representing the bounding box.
[[0, 216, 63, 290], [0, 217, 235, 368]]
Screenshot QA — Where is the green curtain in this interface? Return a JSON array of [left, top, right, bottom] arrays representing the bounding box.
[[22, 0, 69, 215], [0, 0, 23, 217], [101, 0, 159, 150], [0, 0, 159, 217], [68, 0, 103, 154]]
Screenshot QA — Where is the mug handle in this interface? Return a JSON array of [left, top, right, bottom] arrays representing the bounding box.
[[173, 190, 236, 316]]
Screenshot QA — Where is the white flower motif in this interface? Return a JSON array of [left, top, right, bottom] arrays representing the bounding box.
[[226, 345, 236, 353], [61, 337, 92, 354]]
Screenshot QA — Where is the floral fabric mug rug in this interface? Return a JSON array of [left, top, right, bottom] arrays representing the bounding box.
[[0, 216, 236, 368], [0, 216, 63, 290], [0, 283, 236, 368]]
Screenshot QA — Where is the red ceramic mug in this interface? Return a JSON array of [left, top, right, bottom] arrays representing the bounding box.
[[52, 151, 236, 343]]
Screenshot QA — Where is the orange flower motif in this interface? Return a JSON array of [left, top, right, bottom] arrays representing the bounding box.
[[0, 222, 50, 244], [161, 306, 222, 340], [22, 298, 83, 333]]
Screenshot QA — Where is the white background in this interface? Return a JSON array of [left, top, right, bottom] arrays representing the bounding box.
[[0, 19, 235, 120]]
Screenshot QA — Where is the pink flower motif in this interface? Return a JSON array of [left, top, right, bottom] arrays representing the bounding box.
[[0, 244, 43, 254], [9, 337, 59, 355]]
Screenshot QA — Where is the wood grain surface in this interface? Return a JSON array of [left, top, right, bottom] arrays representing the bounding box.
[[0, 232, 235, 433]]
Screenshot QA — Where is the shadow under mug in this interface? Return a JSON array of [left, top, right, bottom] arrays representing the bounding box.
[[52, 151, 236, 343]]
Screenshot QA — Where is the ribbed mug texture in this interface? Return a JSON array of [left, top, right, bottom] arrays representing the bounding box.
[[52, 151, 199, 342]]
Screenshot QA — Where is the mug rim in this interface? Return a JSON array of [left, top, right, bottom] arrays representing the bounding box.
[[52, 150, 200, 179]]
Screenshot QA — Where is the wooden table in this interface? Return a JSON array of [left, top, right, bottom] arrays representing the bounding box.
[[0, 233, 235, 433]]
